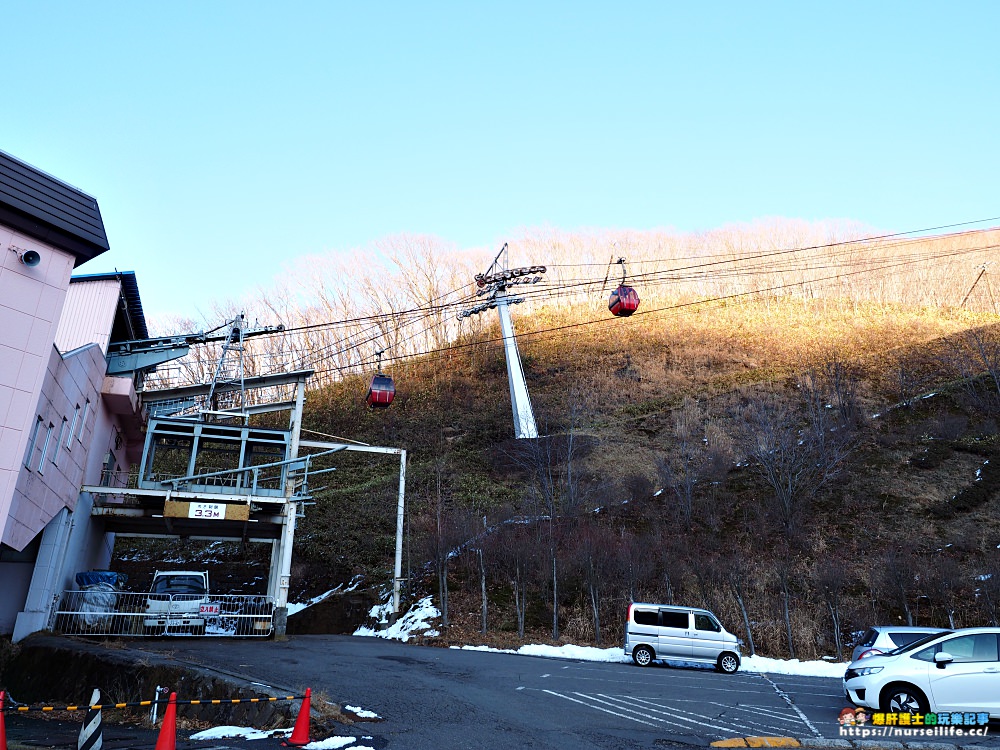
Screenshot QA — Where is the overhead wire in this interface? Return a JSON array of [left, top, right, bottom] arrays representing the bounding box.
[[304, 239, 1000, 379], [170, 218, 1000, 385]]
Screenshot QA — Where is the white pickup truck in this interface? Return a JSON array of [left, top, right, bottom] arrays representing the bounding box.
[[143, 570, 211, 635]]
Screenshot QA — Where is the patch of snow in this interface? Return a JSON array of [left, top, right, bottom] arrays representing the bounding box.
[[453, 643, 849, 677], [190, 727, 371, 749], [344, 705, 380, 719], [354, 596, 440, 642], [303, 738, 362, 749], [190, 726, 292, 740], [289, 576, 366, 616]]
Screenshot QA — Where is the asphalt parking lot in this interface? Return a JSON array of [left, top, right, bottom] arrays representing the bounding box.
[[4, 636, 998, 750]]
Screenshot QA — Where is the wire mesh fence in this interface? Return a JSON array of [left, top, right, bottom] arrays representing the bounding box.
[[53, 590, 275, 637]]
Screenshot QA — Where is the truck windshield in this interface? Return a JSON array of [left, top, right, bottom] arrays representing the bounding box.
[[152, 576, 206, 595]]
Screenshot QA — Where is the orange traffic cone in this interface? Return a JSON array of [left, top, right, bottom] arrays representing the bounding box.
[[153, 692, 177, 750], [282, 688, 311, 747], [1, 690, 8, 750]]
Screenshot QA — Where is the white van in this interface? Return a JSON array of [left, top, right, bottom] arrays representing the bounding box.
[[624, 603, 741, 673]]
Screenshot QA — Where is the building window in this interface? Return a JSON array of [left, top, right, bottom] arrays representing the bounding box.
[[24, 417, 44, 469], [100, 452, 118, 488], [77, 399, 91, 443], [37, 423, 54, 474], [67, 405, 80, 450], [53, 417, 69, 466]]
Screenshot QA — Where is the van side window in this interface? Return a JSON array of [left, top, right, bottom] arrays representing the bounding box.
[[660, 611, 689, 629], [634, 610, 658, 626], [695, 614, 721, 632]]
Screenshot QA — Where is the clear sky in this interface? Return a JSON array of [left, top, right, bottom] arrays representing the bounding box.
[[3, 2, 998, 323]]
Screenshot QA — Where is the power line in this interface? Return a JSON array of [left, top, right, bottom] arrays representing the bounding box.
[[305, 240, 1000, 378]]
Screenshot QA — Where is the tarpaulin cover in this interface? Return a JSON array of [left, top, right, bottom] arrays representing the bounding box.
[[75, 570, 127, 588]]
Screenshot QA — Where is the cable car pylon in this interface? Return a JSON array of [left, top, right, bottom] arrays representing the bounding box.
[[460, 243, 546, 439]]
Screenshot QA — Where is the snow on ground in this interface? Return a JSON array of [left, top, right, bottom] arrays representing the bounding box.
[[189, 726, 376, 749], [349, 593, 849, 678], [454, 643, 848, 677], [353, 595, 440, 641], [344, 705, 381, 719], [287, 576, 365, 616]]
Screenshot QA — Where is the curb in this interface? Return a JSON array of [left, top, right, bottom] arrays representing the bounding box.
[[711, 738, 988, 750]]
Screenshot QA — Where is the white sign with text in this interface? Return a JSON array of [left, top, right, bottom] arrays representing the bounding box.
[[189, 502, 225, 520]]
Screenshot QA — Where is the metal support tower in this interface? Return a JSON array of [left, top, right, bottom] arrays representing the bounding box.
[[495, 289, 538, 439], [460, 244, 545, 439], [206, 314, 248, 414]]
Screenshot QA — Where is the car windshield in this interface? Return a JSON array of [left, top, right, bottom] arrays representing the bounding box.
[[152, 576, 206, 595], [885, 630, 952, 655]]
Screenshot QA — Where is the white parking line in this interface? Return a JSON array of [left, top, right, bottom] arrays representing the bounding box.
[[758, 673, 822, 737], [621, 695, 760, 733], [540, 688, 818, 738], [716, 702, 810, 724], [541, 690, 659, 727]]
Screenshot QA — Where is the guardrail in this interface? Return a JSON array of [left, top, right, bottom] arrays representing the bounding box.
[[53, 591, 275, 637]]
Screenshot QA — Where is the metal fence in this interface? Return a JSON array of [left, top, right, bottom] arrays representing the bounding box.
[[53, 590, 275, 637]]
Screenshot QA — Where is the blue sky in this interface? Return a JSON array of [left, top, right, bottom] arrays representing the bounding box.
[[3, 2, 998, 323]]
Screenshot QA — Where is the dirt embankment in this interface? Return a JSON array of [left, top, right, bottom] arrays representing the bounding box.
[[0, 635, 303, 727]]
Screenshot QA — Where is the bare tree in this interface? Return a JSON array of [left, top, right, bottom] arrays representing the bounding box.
[[726, 556, 757, 657], [773, 556, 798, 659], [657, 397, 705, 529], [736, 375, 856, 535], [945, 327, 1000, 416], [496, 518, 538, 638], [879, 549, 917, 626], [816, 558, 848, 660], [512, 399, 593, 640]]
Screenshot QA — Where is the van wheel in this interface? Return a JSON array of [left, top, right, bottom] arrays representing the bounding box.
[[717, 652, 740, 674], [632, 645, 655, 667]]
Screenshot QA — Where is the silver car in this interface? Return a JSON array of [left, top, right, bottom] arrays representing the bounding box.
[[624, 603, 741, 673], [851, 625, 948, 661], [844, 627, 1000, 717]]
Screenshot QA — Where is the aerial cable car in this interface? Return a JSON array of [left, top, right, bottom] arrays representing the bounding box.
[[608, 257, 640, 317], [365, 349, 396, 409]]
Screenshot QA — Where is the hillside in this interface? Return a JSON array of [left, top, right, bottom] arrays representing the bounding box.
[[117, 223, 1000, 659]]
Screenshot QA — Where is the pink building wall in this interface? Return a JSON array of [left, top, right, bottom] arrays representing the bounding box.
[[4, 344, 106, 551], [0, 229, 76, 548]]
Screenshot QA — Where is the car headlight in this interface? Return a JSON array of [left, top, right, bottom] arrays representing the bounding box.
[[845, 665, 883, 680]]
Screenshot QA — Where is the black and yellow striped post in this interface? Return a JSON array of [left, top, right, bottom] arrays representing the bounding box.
[[77, 689, 102, 750]]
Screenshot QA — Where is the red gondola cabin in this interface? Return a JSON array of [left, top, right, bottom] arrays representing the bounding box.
[[609, 285, 640, 317], [366, 374, 396, 408]]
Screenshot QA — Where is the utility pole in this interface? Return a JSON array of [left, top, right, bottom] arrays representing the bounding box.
[[459, 243, 546, 439]]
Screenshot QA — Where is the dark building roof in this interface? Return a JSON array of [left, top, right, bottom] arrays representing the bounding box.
[[0, 149, 110, 266], [71, 271, 149, 341]]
